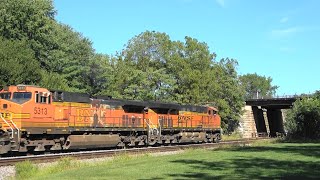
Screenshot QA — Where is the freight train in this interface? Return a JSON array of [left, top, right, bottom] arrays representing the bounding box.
[[0, 85, 221, 155]]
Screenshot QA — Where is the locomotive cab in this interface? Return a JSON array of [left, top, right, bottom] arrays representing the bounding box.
[[207, 107, 217, 116], [207, 106, 221, 128], [0, 85, 53, 126], [0, 85, 54, 154], [0, 85, 35, 130]]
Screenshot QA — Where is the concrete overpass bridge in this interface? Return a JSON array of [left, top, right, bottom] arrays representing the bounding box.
[[242, 97, 297, 137]]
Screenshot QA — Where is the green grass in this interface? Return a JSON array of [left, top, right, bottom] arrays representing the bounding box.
[[15, 161, 38, 179], [16, 141, 320, 179], [221, 131, 242, 141]]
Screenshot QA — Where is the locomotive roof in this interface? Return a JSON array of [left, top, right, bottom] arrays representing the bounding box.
[[49, 90, 212, 112], [1, 86, 216, 113], [180, 105, 208, 113], [101, 99, 181, 110], [101, 99, 210, 112]]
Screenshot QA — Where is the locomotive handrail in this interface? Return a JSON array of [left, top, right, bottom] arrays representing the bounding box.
[[144, 118, 159, 135], [9, 118, 20, 141], [0, 114, 14, 139], [158, 118, 161, 137], [144, 118, 151, 129]]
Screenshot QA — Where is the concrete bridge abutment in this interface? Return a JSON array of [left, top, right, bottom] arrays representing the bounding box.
[[241, 98, 295, 138], [241, 106, 285, 138]]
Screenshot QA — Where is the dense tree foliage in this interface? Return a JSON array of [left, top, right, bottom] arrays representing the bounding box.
[[0, 0, 56, 69], [0, 0, 278, 133], [239, 73, 278, 99], [0, 37, 41, 87], [285, 95, 320, 139], [0, 0, 94, 92], [105, 31, 245, 132], [119, 31, 176, 101], [212, 59, 245, 132]]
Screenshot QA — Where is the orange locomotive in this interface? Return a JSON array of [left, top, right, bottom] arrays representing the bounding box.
[[0, 85, 221, 155]]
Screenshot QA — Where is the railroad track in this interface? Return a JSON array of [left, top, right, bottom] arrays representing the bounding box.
[[0, 138, 268, 167]]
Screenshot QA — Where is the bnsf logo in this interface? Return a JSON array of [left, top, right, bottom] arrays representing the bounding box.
[[1, 112, 11, 119]]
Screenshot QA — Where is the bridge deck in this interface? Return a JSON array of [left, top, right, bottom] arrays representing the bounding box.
[[246, 98, 296, 109]]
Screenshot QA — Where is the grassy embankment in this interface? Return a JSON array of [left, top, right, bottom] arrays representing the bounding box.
[[15, 140, 320, 179]]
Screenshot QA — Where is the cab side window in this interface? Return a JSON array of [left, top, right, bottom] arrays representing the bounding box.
[[213, 110, 217, 115], [41, 96, 47, 103], [35, 92, 51, 104], [35, 93, 39, 103]]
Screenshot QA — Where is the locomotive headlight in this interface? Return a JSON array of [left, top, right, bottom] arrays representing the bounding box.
[[17, 85, 26, 91]]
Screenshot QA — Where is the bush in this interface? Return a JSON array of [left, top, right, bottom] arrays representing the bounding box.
[[285, 97, 320, 139]]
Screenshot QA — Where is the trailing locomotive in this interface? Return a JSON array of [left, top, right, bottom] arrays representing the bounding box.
[[0, 85, 221, 155]]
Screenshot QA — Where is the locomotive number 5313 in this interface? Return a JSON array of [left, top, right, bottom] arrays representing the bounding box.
[[34, 107, 47, 115]]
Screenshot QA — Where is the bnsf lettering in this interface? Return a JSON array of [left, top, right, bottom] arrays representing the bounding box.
[[34, 107, 47, 115], [77, 109, 93, 122], [178, 116, 193, 122]]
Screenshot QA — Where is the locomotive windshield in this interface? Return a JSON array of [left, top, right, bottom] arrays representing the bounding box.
[[13, 92, 32, 99], [12, 92, 32, 103], [0, 92, 11, 99]]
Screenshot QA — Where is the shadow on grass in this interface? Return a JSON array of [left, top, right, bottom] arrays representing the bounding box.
[[142, 144, 320, 180], [168, 158, 319, 179], [227, 144, 320, 158]]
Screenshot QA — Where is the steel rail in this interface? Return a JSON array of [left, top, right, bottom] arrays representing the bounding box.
[[0, 138, 269, 167]]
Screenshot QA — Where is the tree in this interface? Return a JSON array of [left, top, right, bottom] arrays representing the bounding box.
[[39, 71, 70, 91], [50, 24, 94, 92], [210, 58, 245, 133], [0, 0, 95, 92], [120, 31, 177, 102], [0, 37, 41, 88], [0, 0, 56, 69], [167, 37, 215, 104], [239, 73, 278, 99], [119, 31, 246, 133], [285, 96, 320, 139], [85, 54, 112, 96]]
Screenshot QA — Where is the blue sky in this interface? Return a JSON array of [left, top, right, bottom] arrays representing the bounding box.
[[54, 0, 320, 95]]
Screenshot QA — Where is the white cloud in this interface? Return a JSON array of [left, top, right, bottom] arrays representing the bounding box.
[[271, 26, 320, 38], [280, 17, 289, 23], [216, 0, 225, 7], [269, 26, 320, 39], [271, 27, 301, 37]]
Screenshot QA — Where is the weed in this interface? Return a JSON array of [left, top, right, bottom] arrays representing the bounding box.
[[15, 161, 38, 179], [45, 156, 79, 174], [142, 152, 151, 157], [222, 132, 242, 141], [112, 152, 132, 162]]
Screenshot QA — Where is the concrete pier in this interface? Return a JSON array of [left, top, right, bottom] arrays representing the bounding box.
[[240, 97, 295, 138]]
